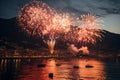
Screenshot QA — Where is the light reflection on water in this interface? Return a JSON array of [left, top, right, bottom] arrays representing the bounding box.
[[0, 58, 120, 80]]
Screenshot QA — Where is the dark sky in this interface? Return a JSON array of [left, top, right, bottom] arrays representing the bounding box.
[[0, 0, 120, 33]]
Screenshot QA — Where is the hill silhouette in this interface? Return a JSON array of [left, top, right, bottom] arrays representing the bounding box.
[[0, 17, 120, 54]]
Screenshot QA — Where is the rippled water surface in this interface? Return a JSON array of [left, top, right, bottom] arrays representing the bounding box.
[[0, 58, 120, 80]]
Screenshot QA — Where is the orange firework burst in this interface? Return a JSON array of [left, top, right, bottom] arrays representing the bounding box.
[[78, 14, 104, 44], [64, 14, 104, 44], [18, 1, 54, 37], [18, 1, 71, 40]]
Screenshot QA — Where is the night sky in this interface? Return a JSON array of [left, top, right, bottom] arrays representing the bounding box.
[[0, 0, 120, 34]]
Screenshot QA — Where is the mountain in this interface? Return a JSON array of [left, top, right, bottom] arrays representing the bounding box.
[[0, 17, 120, 54], [0, 18, 45, 49], [91, 30, 120, 54], [0, 17, 27, 41]]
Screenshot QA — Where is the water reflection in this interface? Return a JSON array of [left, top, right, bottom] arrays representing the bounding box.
[[77, 59, 106, 80], [0, 58, 119, 80]]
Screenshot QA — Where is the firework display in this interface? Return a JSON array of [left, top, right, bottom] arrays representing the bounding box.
[[18, 1, 104, 54]]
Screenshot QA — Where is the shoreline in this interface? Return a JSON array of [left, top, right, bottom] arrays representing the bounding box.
[[0, 55, 119, 60]]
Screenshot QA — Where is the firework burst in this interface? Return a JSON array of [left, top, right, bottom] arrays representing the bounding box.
[[42, 13, 72, 39], [18, 1, 54, 36], [78, 14, 104, 44], [17, 1, 72, 54], [18, 1, 71, 38], [64, 14, 104, 45]]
